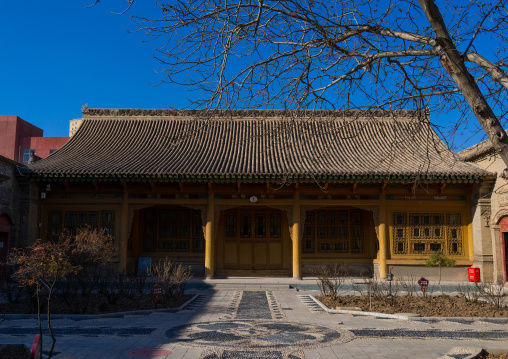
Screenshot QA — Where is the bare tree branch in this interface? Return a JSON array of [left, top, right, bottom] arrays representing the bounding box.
[[96, 0, 508, 169]]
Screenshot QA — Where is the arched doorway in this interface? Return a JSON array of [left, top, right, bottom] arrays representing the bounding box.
[[500, 216, 508, 282], [216, 206, 291, 275]]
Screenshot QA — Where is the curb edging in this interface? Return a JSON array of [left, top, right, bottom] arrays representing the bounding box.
[[309, 295, 508, 322], [2, 294, 200, 321]]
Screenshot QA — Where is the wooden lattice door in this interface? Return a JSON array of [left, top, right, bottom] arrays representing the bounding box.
[[223, 207, 283, 271]]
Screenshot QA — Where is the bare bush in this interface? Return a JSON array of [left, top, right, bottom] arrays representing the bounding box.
[[399, 275, 420, 297], [151, 258, 193, 302], [98, 267, 133, 305], [314, 265, 348, 301], [456, 283, 482, 303], [0, 265, 24, 304], [171, 263, 193, 298], [56, 227, 118, 313], [458, 282, 507, 308]]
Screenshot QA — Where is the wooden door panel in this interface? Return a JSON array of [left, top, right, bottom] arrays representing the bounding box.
[[254, 243, 268, 266], [224, 242, 238, 265], [239, 242, 253, 266], [269, 242, 282, 266], [220, 207, 284, 272]]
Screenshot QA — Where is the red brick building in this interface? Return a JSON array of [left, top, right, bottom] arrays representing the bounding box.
[[0, 116, 69, 163]]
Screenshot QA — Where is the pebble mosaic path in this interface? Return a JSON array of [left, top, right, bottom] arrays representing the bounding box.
[[2, 288, 508, 358]]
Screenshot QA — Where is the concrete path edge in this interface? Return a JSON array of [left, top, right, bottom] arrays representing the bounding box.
[[2, 293, 200, 321], [309, 294, 508, 323]]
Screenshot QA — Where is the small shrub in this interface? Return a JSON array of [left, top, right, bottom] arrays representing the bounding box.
[[58, 227, 118, 313], [426, 251, 455, 296]]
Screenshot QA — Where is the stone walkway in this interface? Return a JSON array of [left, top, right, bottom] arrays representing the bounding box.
[[2, 288, 508, 358]]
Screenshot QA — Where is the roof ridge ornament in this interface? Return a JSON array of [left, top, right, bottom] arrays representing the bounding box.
[[82, 108, 427, 119]]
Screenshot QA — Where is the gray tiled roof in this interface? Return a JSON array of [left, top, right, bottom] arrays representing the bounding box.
[[459, 137, 498, 162], [25, 109, 487, 182]]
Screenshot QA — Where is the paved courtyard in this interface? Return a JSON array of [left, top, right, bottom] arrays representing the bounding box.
[[2, 280, 508, 358]]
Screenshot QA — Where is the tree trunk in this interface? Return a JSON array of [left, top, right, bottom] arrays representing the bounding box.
[[47, 285, 56, 359], [36, 284, 42, 359], [418, 0, 508, 173]]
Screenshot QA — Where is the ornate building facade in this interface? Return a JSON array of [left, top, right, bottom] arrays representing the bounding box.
[[460, 139, 508, 283], [23, 108, 490, 280]]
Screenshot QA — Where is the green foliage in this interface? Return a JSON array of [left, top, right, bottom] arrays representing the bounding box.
[[425, 251, 455, 296], [425, 251, 456, 269]]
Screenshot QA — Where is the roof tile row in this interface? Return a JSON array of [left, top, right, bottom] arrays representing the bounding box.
[[26, 111, 487, 181]]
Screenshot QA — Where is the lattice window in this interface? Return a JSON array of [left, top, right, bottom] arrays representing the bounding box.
[[64, 211, 99, 237], [302, 211, 315, 253], [447, 213, 462, 255], [270, 212, 282, 238], [47, 210, 63, 241], [239, 212, 251, 238], [101, 211, 115, 236], [144, 209, 157, 252], [192, 211, 205, 252], [350, 210, 364, 253], [255, 212, 266, 238], [47, 209, 115, 242], [392, 212, 407, 254], [303, 209, 365, 254], [142, 207, 204, 253], [225, 209, 282, 241], [226, 212, 237, 237], [392, 212, 463, 255]]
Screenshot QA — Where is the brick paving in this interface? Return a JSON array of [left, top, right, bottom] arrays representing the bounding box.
[[1, 284, 508, 358]]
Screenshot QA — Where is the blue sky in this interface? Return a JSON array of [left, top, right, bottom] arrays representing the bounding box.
[[0, 1, 189, 137], [0, 1, 500, 150]]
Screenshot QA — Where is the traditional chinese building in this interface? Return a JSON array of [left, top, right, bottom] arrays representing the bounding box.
[[0, 155, 37, 266], [460, 139, 508, 283], [23, 108, 490, 280]]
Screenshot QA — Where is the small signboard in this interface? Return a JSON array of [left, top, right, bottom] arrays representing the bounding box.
[[151, 284, 163, 309], [418, 277, 429, 296]]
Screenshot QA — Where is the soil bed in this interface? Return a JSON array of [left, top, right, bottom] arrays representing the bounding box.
[[1, 293, 194, 315], [0, 344, 29, 359], [480, 352, 508, 359], [317, 295, 508, 317]]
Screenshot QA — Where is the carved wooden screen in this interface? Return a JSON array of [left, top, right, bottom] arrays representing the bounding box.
[[392, 212, 463, 255]]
